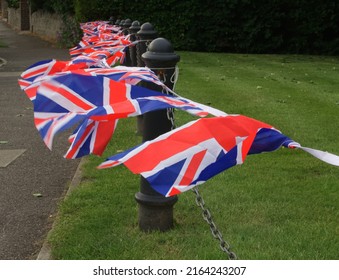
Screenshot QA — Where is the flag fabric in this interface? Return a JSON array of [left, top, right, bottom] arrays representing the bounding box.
[[98, 115, 339, 197], [18, 59, 68, 101], [19, 59, 67, 84], [34, 73, 214, 120], [69, 20, 130, 66], [18, 20, 339, 193], [65, 118, 118, 159], [19, 60, 172, 103], [19, 44, 223, 160], [19, 58, 108, 102], [33, 74, 219, 157]]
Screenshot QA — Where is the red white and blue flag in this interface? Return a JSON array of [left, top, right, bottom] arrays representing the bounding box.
[[65, 118, 118, 159], [19, 58, 107, 102], [19, 59, 174, 103], [18, 59, 68, 101], [98, 115, 339, 197], [18, 20, 339, 194], [33, 74, 218, 157]]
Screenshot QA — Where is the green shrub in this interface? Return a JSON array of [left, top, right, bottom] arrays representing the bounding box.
[[6, 0, 19, 9], [27, 0, 339, 54], [56, 16, 83, 48]]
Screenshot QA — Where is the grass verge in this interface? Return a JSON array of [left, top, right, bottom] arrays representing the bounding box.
[[48, 52, 339, 260]]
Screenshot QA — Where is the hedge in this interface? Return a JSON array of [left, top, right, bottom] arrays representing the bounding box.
[[26, 0, 339, 54]]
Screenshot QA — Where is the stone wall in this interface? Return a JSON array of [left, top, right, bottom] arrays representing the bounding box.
[[6, 7, 62, 42], [7, 8, 20, 30], [30, 10, 62, 42], [6, 1, 30, 31]]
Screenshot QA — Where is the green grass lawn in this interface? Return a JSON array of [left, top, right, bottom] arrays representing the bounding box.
[[48, 52, 339, 260]]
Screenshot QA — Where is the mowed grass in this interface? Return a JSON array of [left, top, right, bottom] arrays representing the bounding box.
[[48, 52, 339, 260]]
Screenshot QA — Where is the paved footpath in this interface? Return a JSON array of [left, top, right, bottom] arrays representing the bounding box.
[[0, 20, 80, 259]]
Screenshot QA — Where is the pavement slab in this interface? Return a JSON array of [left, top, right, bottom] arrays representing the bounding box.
[[0, 149, 26, 167]]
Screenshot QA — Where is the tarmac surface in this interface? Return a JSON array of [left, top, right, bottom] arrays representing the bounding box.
[[0, 20, 80, 259]]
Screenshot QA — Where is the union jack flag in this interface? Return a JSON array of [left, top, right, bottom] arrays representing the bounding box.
[[18, 59, 67, 89], [67, 55, 110, 69], [65, 118, 117, 159], [69, 20, 131, 65], [19, 58, 109, 102], [98, 115, 339, 197], [18, 59, 170, 103], [33, 74, 218, 158], [19, 59, 66, 83], [18, 59, 70, 102]]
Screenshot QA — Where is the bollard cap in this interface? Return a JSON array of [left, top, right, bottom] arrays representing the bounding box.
[[142, 37, 180, 68], [123, 18, 132, 28], [129, 20, 141, 34], [137, 22, 158, 40], [119, 20, 125, 27]]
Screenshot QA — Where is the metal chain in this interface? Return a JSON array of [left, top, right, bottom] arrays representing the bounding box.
[[166, 108, 175, 130], [158, 66, 234, 258], [158, 71, 176, 131], [192, 187, 237, 260]]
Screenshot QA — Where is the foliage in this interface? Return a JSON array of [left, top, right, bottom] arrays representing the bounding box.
[[71, 0, 339, 55], [6, 0, 19, 9], [29, 0, 82, 48], [29, 0, 75, 15], [56, 16, 83, 48], [73, 0, 121, 22], [29, 0, 54, 13], [51, 0, 75, 15], [25, 0, 339, 54]]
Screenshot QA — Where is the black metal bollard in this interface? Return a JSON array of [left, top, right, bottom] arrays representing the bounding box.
[[135, 23, 158, 135], [129, 20, 141, 67], [119, 19, 125, 28], [135, 38, 180, 232], [109, 16, 114, 25], [122, 19, 132, 66], [136, 22, 158, 67], [123, 18, 132, 35]]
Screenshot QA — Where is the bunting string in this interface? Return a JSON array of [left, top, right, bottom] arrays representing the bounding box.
[[18, 20, 339, 197]]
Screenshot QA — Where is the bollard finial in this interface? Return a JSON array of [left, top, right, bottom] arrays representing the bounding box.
[[123, 18, 132, 29], [129, 20, 141, 34], [142, 37, 180, 68], [137, 22, 158, 39]]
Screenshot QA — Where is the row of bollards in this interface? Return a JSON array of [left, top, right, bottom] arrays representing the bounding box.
[[112, 18, 180, 232]]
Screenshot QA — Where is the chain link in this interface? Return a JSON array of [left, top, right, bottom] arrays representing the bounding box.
[[166, 108, 175, 130], [157, 71, 176, 131], [156, 66, 234, 258], [192, 187, 237, 260]]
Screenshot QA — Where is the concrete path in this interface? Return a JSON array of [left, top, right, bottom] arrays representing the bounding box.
[[0, 20, 80, 259]]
